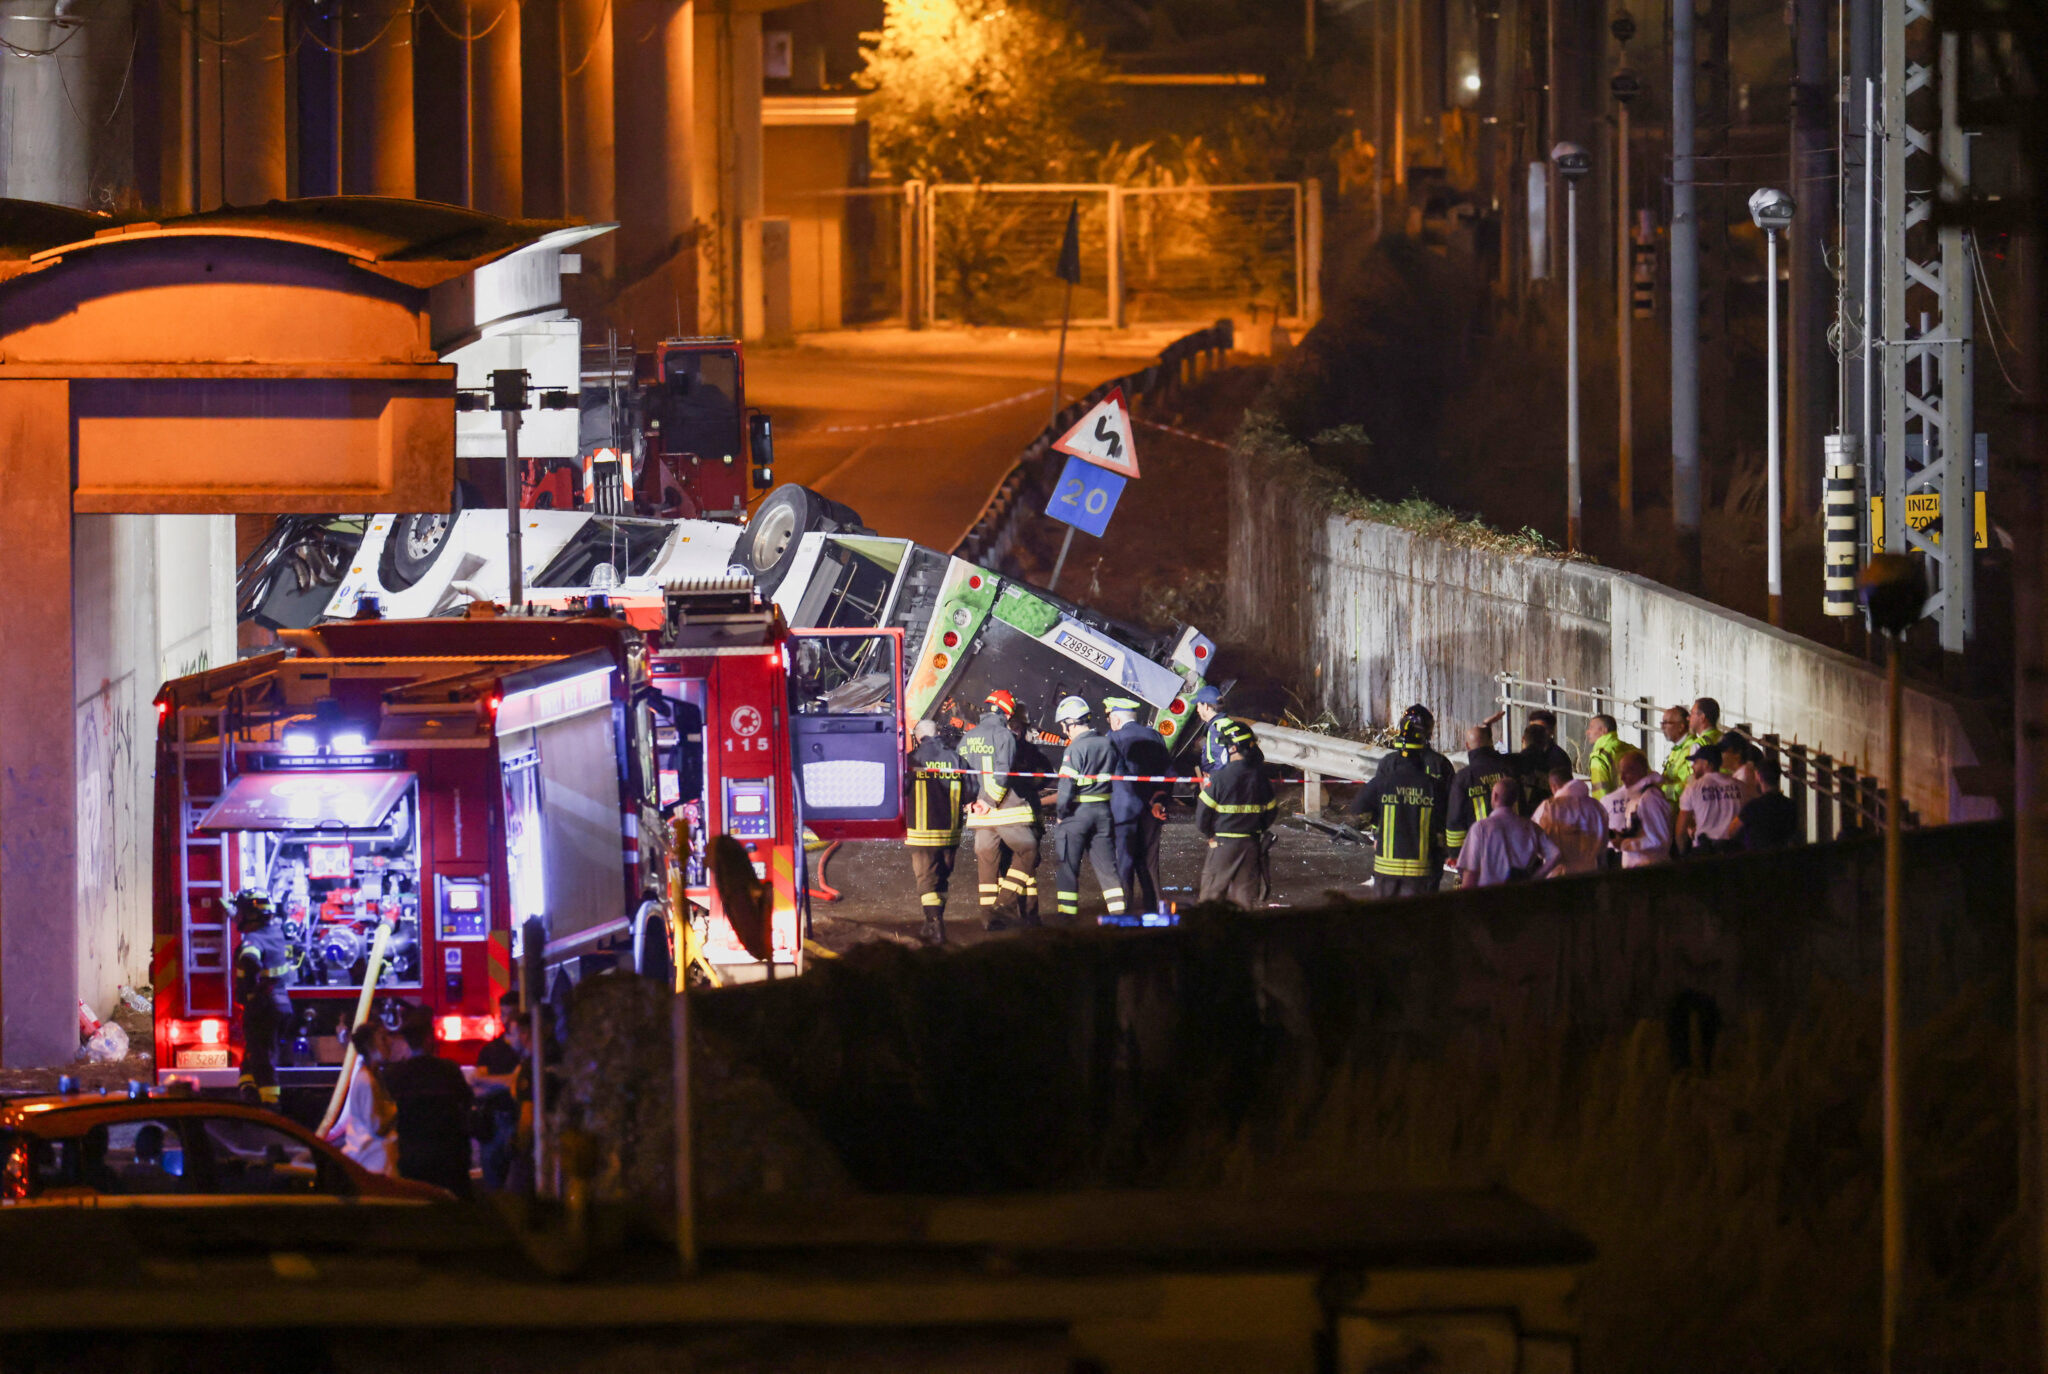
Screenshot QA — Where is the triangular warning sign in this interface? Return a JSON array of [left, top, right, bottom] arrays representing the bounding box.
[[1051, 387, 1140, 479]]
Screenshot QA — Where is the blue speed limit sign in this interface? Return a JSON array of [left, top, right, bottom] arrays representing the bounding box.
[[1045, 455, 1127, 538]]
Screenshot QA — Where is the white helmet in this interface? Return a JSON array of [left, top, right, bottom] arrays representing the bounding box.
[[1055, 695, 1091, 726]]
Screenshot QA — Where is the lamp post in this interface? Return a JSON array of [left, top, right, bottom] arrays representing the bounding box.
[[1749, 188, 1796, 627], [1552, 142, 1591, 552], [1860, 551, 1925, 1374]]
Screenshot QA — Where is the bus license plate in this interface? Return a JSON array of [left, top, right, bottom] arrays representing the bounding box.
[[177, 1049, 229, 1069], [1053, 630, 1114, 673]]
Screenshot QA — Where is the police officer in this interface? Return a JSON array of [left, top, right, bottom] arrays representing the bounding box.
[[1445, 723, 1518, 872], [1052, 696, 1125, 921], [906, 719, 966, 944], [1105, 697, 1171, 914], [233, 891, 297, 1105], [1346, 704, 1454, 898], [1193, 685, 1261, 782], [958, 689, 1042, 930], [1196, 734, 1278, 907]]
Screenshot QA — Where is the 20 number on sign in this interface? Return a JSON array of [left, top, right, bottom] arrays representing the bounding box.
[[1046, 455, 1127, 538]]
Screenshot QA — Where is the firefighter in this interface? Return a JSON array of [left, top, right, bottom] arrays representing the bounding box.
[[233, 891, 296, 1105], [1445, 724, 1518, 873], [1193, 685, 1261, 782], [959, 689, 1041, 930], [1105, 697, 1172, 914], [1053, 696, 1125, 922], [1196, 733, 1278, 907], [1346, 704, 1454, 898], [906, 719, 966, 945]]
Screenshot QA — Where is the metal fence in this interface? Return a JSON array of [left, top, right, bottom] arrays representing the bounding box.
[[918, 180, 1319, 329], [1494, 673, 1914, 836]]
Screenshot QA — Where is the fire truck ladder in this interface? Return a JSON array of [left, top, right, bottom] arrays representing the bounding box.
[[175, 705, 234, 1016]]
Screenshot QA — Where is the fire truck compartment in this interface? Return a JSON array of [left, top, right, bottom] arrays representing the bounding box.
[[213, 778, 426, 995]]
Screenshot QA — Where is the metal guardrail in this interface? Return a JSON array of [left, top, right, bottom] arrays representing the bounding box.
[[1494, 672, 1913, 835], [1249, 722, 1388, 814], [952, 320, 1235, 569]]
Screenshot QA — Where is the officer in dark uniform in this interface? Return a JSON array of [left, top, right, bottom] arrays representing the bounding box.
[[1105, 697, 1172, 914], [1445, 723, 1518, 872], [1193, 685, 1261, 782], [1052, 696, 1125, 922], [958, 689, 1042, 930], [905, 719, 966, 944], [1347, 704, 1454, 898], [1196, 734, 1278, 907], [233, 891, 297, 1105]]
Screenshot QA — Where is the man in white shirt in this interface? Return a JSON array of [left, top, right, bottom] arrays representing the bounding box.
[[1460, 779, 1562, 886], [324, 1022, 397, 1176], [1611, 752, 1676, 868], [1679, 744, 1749, 853], [1531, 767, 1607, 875]]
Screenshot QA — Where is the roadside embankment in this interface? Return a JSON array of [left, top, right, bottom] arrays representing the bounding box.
[[1225, 420, 2003, 825]]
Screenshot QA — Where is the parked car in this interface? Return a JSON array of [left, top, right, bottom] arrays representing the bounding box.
[[0, 1093, 450, 1207]]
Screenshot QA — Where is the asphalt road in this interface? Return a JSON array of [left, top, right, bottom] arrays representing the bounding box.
[[807, 785, 1387, 956], [745, 326, 1186, 550]]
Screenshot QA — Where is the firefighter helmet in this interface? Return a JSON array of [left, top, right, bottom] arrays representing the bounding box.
[[1398, 703, 1435, 745], [984, 689, 1018, 717], [233, 890, 273, 926], [1055, 695, 1090, 726]]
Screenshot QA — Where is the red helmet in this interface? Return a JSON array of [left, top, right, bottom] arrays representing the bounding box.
[[984, 689, 1018, 717]]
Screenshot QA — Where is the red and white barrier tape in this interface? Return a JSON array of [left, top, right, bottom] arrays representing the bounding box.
[[1133, 417, 1231, 451], [794, 386, 1051, 436]]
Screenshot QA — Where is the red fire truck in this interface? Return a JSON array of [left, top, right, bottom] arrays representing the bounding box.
[[151, 585, 900, 1107], [559, 336, 773, 522]]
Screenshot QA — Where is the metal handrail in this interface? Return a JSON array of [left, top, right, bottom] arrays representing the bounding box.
[[1493, 671, 1911, 836]]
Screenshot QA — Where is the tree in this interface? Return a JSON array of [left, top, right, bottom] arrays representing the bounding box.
[[858, 0, 1111, 184]]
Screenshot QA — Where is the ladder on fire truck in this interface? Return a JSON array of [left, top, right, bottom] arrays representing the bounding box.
[[172, 705, 235, 1018]]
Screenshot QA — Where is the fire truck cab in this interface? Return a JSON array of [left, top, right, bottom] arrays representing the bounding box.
[[151, 595, 899, 1105], [650, 580, 903, 979]]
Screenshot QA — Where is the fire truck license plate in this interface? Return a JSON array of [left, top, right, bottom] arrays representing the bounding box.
[[1053, 630, 1114, 673], [176, 1049, 230, 1069]]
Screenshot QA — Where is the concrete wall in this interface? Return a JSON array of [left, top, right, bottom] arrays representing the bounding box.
[[1227, 450, 2000, 825], [689, 825, 2019, 1368], [72, 515, 235, 1025]]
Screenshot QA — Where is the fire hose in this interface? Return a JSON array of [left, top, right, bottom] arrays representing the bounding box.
[[314, 917, 398, 1138]]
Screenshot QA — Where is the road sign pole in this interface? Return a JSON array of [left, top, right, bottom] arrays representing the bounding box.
[[1047, 526, 1077, 592]]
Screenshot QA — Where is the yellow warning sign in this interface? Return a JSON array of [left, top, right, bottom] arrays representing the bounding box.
[[1869, 492, 1988, 552]]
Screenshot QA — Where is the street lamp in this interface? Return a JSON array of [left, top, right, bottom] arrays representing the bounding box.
[[1552, 142, 1591, 552], [1749, 187, 1796, 627]]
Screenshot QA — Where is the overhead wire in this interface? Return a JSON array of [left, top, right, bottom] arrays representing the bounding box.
[[1967, 231, 2025, 397]]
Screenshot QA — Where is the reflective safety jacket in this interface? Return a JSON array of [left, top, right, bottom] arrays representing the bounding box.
[[1200, 715, 1263, 775], [1197, 758, 1278, 840], [1107, 722, 1173, 821], [1447, 745, 1518, 853], [1587, 732, 1627, 798], [1056, 729, 1117, 816], [1348, 745, 1452, 877], [1662, 727, 1722, 802], [959, 712, 1037, 828], [907, 737, 966, 846], [235, 920, 296, 995]]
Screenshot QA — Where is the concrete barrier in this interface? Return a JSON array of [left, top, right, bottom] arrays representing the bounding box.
[[692, 822, 2020, 1369], [1226, 444, 2001, 824]]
